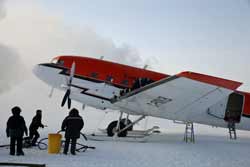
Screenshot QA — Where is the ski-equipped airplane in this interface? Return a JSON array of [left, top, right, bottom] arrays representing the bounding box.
[[33, 55, 250, 138]]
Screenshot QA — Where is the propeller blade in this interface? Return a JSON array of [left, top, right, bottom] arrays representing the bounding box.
[[61, 89, 70, 107], [61, 62, 76, 108], [68, 97, 71, 109], [69, 62, 76, 84]]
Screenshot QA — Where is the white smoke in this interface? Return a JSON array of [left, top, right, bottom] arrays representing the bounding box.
[[0, 1, 144, 77], [0, 0, 5, 20], [0, 44, 25, 93], [0, 1, 147, 134], [0, 0, 26, 93], [0, 0, 148, 93]]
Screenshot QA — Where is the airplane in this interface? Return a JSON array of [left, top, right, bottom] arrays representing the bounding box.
[[33, 55, 250, 138]]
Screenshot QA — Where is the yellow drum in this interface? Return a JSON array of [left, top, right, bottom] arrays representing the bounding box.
[[48, 133, 62, 154]]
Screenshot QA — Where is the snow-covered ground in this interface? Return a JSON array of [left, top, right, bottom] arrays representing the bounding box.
[[1, 131, 250, 167]]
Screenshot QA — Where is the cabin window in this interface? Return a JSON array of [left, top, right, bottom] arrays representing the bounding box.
[[90, 72, 98, 78], [121, 79, 129, 86], [106, 75, 113, 82]]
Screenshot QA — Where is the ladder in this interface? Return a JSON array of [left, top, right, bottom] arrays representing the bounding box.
[[228, 122, 237, 140], [184, 122, 195, 143]]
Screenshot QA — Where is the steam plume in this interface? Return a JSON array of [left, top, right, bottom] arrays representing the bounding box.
[[0, 0, 25, 93], [0, 0, 5, 20], [0, 1, 144, 74]]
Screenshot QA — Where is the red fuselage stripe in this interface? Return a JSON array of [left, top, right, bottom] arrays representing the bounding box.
[[57, 55, 169, 88]]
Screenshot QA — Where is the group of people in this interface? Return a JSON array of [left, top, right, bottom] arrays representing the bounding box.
[[6, 106, 84, 156]]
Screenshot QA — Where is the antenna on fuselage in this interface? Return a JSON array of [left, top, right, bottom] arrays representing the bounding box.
[[100, 56, 104, 60], [143, 64, 148, 69]]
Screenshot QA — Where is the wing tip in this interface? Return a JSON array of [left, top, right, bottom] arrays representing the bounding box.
[[177, 71, 242, 90]]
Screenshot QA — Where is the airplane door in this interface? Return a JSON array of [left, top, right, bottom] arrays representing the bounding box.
[[224, 93, 244, 123]]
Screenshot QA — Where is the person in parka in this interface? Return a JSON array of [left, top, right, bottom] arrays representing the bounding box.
[[6, 106, 28, 156], [61, 108, 84, 155], [29, 109, 44, 146]]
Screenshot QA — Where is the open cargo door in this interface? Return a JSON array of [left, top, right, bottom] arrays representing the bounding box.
[[224, 93, 244, 123]]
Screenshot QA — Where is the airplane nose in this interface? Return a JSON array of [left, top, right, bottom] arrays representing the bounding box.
[[32, 64, 41, 78], [32, 63, 64, 87], [32, 63, 50, 82]]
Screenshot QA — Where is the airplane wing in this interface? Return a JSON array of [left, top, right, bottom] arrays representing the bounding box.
[[112, 71, 242, 125]]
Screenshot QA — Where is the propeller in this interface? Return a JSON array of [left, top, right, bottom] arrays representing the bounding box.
[[61, 62, 75, 109]]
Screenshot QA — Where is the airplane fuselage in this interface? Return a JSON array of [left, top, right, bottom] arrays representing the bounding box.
[[33, 55, 250, 130]]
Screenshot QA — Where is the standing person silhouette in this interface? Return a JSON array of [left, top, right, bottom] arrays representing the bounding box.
[[6, 106, 28, 156], [61, 108, 84, 155]]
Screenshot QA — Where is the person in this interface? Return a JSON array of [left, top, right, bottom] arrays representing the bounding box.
[[61, 108, 84, 155], [29, 109, 44, 146], [6, 106, 28, 156]]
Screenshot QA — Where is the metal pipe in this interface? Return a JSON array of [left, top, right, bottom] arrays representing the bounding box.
[[118, 115, 146, 134], [114, 112, 124, 137]]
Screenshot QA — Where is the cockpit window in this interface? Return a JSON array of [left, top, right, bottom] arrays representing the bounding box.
[[51, 58, 58, 64], [51, 58, 64, 66], [57, 60, 64, 66]]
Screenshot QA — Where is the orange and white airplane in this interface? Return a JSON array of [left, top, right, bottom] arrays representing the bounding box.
[[33, 55, 250, 137]]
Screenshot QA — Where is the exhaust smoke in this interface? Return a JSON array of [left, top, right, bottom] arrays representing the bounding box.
[[0, 0, 26, 94]]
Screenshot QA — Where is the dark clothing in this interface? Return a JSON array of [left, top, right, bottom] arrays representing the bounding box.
[[10, 137, 23, 155], [61, 115, 84, 139], [64, 138, 77, 154], [6, 113, 27, 155], [6, 115, 28, 138], [61, 110, 84, 154], [29, 129, 40, 146], [29, 115, 44, 130], [29, 114, 44, 145], [131, 78, 154, 91]]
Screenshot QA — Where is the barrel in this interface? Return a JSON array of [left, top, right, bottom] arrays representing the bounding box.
[[48, 133, 62, 154]]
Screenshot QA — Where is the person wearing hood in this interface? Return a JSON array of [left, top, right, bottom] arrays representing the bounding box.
[[6, 106, 28, 156], [61, 108, 84, 155], [29, 109, 44, 146]]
